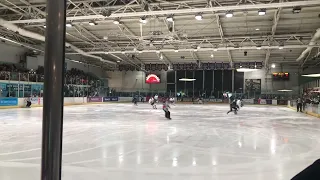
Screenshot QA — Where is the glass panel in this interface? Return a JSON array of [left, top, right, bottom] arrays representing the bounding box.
[[214, 70, 222, 98], [223, 70, 232, 92]]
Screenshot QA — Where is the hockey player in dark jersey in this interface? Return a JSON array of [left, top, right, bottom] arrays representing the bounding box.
[[227, 96, 239, 114], [132, 96, 138, 106], [163, 100, 171, 120]]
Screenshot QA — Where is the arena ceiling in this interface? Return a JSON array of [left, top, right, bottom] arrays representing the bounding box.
[[0, 0, 320, 70]]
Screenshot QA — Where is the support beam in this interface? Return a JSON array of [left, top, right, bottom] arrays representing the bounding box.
[[266, 2, 282, 68], [156, 52, 172, 66], [227, 50, 233, 67], [297, 28, 320, 62], [271, 7, 282, 38], [215, 12, 233, 66], [65, 44, 320, 55], [19, 0, 46, 16], [264, 49, 271, 70], [41, 0, 66, 179], [6, 1, 320, 24], [83, 2, 100, 15], [161, 53, 173, 65], [0, 18, 116, 64], [0, 2, 26, 15]]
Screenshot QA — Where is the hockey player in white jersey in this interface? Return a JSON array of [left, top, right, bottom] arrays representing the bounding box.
[[149, 97, 157, 109]]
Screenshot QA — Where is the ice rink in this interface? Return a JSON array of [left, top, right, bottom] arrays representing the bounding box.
[[0, 103, 320, 180]]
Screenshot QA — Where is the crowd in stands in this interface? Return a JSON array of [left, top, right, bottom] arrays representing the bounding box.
[[0, 63, 102, 97], [302, 88, 320, 104]]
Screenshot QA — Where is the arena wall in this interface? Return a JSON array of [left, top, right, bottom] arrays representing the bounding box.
[[0, 43, 27, 64], [288, 100, 320, 118], [243, 67, 300, 93], [106, 70, 167, 92], [26, 55, 104, 78]]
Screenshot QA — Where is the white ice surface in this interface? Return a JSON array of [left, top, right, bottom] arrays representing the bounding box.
[[0, 104, 320, 180]]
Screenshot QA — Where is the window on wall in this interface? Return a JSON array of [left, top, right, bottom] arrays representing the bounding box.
[[234, 71, 244, 92], [167, 84, 175, 96], [176, 70, 185, 93], [194, 70, 203, 96], [214, 70, 222, 97], [167, 70, 175, 83], [204, 70, 213, 94], [223, 70, 232, 92], [185, 71, 193, 96]]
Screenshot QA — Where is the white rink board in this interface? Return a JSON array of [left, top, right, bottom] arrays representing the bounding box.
[[17, 97, 87, 107], [0, 103, 319, 180]]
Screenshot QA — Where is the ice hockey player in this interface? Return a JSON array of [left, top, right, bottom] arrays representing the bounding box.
[[26, 97, 32, 108], [154, 94, 159, 103], [227, 96, 239, 114], [132, 96, 138, 106], [169, 97, 175, 105], [163, 100, 171, 120], [149, 97, 157, 109], [236, 98, 243, 109], [296, 97, 303, 112], [197, 96, 204, 104]]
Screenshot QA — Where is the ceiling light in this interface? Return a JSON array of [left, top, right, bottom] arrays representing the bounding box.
[[89, 21, 96, 26], [103, 36, 108, 40], [43, 25, 46, 28], [66, 23, 72, 27], [278, 89, 293, 92], [104, 52, 109, 54], [255, 28, 260, 31], [166, 16, 174, 22], [293, 6, 302, 14], [211, 54, 214, 58], [117, 60, 121, 63], [271, 63, 276, 68], [194, 49, 198, 52], [226, 11, 233, 18], [160, 54, 163, 60], [279, 45, 284, 49], [139, 16, 147, 24], [213, 48, 218, 52], [256, 45, 262, 50], [133, 48, 137, 51], [179, 78, 196, 82], [301, 73, 320, 77], [122, 51, 125, 54], [139, 51, 143, 54], [258, 9, 266, 16], [113, 19, 120, 25], [174, 49, 179, 52], [195, 14, 203, 20], [236, 68, 258, 72]]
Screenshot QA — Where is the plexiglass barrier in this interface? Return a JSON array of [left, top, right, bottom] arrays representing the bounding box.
[[0, 71, 104, 98]]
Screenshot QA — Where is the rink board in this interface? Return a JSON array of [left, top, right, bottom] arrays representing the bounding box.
[[0, 97, 87, 109], [0, 104, 319, 180]]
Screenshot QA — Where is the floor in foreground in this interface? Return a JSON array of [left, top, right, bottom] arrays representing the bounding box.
[[0, 103, 319, 180]]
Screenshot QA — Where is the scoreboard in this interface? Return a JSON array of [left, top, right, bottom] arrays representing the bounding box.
[[272, 72, 289, 80]]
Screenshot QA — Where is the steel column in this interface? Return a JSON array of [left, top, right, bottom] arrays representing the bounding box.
[[40, 0, 66, 179]]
